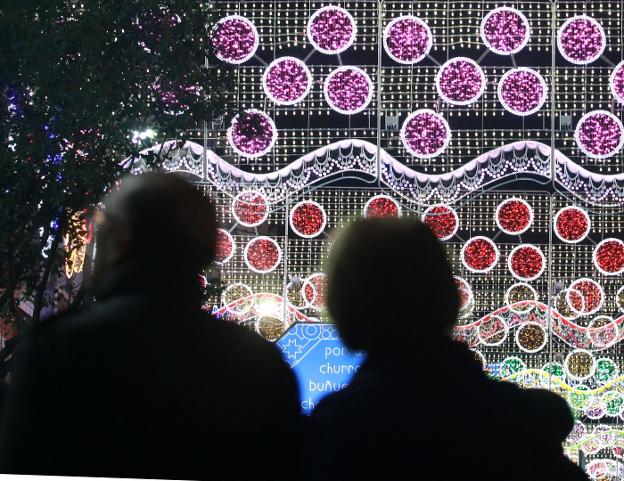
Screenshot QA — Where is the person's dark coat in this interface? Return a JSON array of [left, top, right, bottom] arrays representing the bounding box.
[[308, 336, 587, 481], [0, 263, 301, 480]]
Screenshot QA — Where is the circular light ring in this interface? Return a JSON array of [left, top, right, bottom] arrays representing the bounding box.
[[507, 244, 546, 281], [480, 7, 530, 55], [422, 204, 459, 241], [588, 316, 619, 350], [461, 236, 500, 274], [255, 314, 287, 342], [584, 399, 606, 420], [383, 15, 433, 65], [435, 57, 486, 106], [593, 238, 624, 276], [557, 15, 606, 65], [307, 6, 356, 55], [500, 356, 526, 378], [610, 61, 624, 104], [454, 276, 474, 311], [602, 390, 624, 417], [302, 273, 327, 310], [363, 194, 401, 218], [568, 385, 595, 411], [515, 322, 548, 353], [569, 278, 605, 315], [222, 282, 254, 316], [400, 109, 451, 159], [262, 56, 312, 105], [616, 286, 624, 312], [212, 15, 259, 65], [477, 315, 508, 346], [497, 67, 548, 116], [286, 280, 307, 309], [574, 110, 624, 160], [504, 282, 538, 314], [472, 349, 486, 369], [557, 288, 585, 320], [542, 361, 565, 379], [231, 190, 269, 227], [243, 236, 282, 274], [227, 109, 277, 159], [554, 206, 591, 243], [289, 200, 327, 239], [495, 197, 534, 235], [564, 349, 597, 381], [323, 66, 374, 115], [215, 228, 236, 265]]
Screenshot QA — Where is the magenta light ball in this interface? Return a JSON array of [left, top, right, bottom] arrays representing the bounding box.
[[498, 67, 547, 116], [480, 7, 530, 55], [307, 6, 356, 55], [262, 57, 312, 105], [574, 110, 624, 160], [436, 57, 486, 105], [211, 15, 259, 64], [400, 109, 451, 159], [383, 15, 433, 64], [557, 15, 606, 65], [324, 66, 373, 115]]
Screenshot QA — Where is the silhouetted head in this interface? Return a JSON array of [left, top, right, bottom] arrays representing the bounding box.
[[92, 173, 216, 290], [326, 218, 459, 353]]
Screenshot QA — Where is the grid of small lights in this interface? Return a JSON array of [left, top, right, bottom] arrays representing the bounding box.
[[203, 1, 624, 472]]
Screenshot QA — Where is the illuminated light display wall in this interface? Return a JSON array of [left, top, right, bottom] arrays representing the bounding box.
[[140, 1, 624, 477]]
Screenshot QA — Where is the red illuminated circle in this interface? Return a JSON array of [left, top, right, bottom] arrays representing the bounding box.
[[461, 236, 499, 273], [215, 228, 235, 264], [363, 195, 401, 218], [422, 204, 459, 241], [244, 237, 282, 273], [508, 244, 545, 281], [289, 200, 327, 238], [302, 273, 328, 310], [593, 238, 624, 276], [554, 206, 591, 243], [232, 191, 269, 227], [495, 198, 533, 235], [568, 278, 604, 315]]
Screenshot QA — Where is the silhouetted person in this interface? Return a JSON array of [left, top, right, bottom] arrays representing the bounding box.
[[0, 173, 301, 480], [308, 218, 587, 481]]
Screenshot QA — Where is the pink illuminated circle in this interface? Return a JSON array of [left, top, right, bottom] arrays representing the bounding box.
[[232, 191, 269, 227], [227, 109, 277, 159], [289, 201, 327, 239], [400, 109, 451, 159], [215, 228, 235, 265], [307, 6, 356, 55], [568, 278, 604, 316], [212, 15, 259, 65], [610, 61, 624, 104], [480, 7, 530, 55], [557, 15, 606, 65], [461, 236, 499, 273], [508, 244, 546, 281], [383, 15, 433, 65], [495, 198, 533, 235], [363, 195, 401, 218], [262, 57, 312, 105], [574, 110, 624, 160], [244, 237, 282, 274], [435, 57, 486, 106], [593, 238, 624, 276], [422, 204, 459, 241], [554, 207, 591, 243], [323, 66, 373, 115], [497, 67, 547, 116]]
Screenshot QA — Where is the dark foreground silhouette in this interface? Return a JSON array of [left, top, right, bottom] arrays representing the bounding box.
[[0, 174, 300, 480], [307, 218, 588, 481]]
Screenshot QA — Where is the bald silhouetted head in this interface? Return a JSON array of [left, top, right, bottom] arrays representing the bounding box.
[[326, 218, 459, 353], [92, 173, 216, 290]]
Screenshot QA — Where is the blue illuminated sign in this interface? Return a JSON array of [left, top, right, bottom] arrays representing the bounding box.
[[276, 323, 365, 413]]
